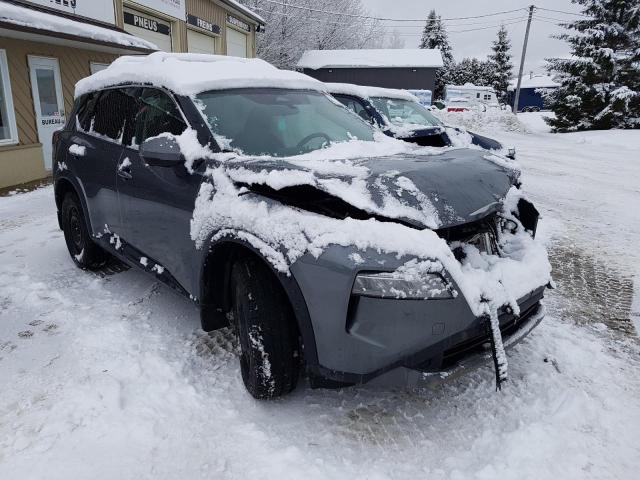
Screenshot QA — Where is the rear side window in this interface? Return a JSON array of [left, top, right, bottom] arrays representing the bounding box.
[[78, 88, 139, 145], [91, 89, 139, 143], [75, 92, 99, 132], [132, 88, 186, 146]]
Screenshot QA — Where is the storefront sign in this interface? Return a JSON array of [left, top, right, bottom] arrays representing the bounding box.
[[130, 0, 186, 20], [124, 11, 171, 35], [187, 14, 221, 35], [227, 14, 251, 32], [28, 0, 115, 24]]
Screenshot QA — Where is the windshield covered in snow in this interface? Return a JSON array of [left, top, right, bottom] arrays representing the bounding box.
[[370, 97, 443, 128], [195, 88, 375, 156]]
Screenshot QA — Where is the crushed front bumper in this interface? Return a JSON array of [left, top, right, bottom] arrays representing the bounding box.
[[292, 246, 547, 387]]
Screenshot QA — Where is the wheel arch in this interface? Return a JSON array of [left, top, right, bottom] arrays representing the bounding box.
[[199, 237, 319, 367], [54, 176, 92, 232]]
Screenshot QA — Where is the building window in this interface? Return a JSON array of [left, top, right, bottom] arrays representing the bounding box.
[[0, 49, 18, 145], [90, 62, 109, 75]]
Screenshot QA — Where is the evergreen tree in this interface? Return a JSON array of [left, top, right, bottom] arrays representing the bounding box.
[[488, 25, 513, 103], [546, 0, 640, 131], [448, 58, 494, 86], [419, 10, 454, 99]]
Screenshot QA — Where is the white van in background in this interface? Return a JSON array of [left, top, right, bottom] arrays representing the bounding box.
[[444, 84, 499, 112]]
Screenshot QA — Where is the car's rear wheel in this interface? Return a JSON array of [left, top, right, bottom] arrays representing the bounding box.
[[61, 193, 107, 270], [230, 256, 300, 399]]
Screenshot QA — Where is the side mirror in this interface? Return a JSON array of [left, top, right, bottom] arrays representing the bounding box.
[[139, 135, 184, 167]]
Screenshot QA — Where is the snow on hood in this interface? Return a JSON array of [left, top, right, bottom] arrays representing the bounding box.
[[75, 53, 325, 98], [224, 147, 519, 229], [180, 130, 546, 316], [191, 166, 550, 317]]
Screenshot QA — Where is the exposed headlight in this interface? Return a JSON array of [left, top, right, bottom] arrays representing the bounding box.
[[352, 272, 454, 300], [507, 147, 516, 159]]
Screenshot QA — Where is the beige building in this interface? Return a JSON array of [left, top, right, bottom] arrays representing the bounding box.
[[0, 0, 264, 189]]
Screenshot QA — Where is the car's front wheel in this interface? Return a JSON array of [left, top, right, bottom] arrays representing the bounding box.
[[231, 256, 300, 399], [61, 193, 107, 270]]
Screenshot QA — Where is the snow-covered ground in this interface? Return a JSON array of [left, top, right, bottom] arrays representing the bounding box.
[[1, 113, 639, 479]]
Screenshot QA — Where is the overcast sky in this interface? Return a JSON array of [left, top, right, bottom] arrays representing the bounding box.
[[362, 0, 582, 75]]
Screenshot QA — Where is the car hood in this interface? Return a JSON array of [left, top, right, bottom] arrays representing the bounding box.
[[393, 125, 504, 151], [222, 148, 520, 230]]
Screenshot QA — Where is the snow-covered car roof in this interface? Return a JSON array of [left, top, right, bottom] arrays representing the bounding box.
[[0, 1, 157, 51], [297, 49, 444, 70], [325, 83, 419, 102], [75, 53, 326, 98]]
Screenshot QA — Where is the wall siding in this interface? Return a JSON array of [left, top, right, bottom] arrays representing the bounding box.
[[188, 0, 226, 54], [0, 37, 117, 148]]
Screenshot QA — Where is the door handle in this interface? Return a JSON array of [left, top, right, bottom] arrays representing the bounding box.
[[118, 166, 132, 180]]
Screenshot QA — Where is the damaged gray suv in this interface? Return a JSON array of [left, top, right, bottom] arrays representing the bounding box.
[[53, 53, 552, 399]]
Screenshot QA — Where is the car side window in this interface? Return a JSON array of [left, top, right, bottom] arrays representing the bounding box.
[[89, 88, 139, 144], [76, 92, 99, 132], [133, 88, 186, 147], [334, 95, 373, 123]]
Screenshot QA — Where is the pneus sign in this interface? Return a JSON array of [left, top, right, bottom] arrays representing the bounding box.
[[124, 11, 171, 35]]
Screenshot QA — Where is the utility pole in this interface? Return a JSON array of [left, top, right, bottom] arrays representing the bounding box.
[[513, 5, 535, 115]]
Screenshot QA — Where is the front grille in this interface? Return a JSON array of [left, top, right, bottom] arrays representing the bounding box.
[[437, 214, 500, 260], [440, 301, 541, 369]]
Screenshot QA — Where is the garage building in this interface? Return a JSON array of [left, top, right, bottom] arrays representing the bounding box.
[[297, 48, 443, 93], [0, 0, 264, 189]]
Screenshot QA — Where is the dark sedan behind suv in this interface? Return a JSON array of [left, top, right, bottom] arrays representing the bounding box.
[[53, 53, 550, 399], [326, 83, 516, 158]]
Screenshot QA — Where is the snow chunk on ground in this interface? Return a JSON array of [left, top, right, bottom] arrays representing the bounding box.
[[435, 108, 529, 134]]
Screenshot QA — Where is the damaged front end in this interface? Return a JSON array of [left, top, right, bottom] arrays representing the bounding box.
[[193, 147, 551, 389]]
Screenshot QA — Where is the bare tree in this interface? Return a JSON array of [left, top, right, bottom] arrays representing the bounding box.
[[241, 0, 382, 69]]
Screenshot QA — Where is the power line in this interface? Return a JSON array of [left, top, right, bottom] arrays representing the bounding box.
[[255, 0, 528, 23], [252, 5, 529, 32], [448, 19, 528, 34], [536, 7, 591, 17]]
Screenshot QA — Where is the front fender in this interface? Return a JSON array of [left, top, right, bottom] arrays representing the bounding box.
[[198, 235, 319, 367]]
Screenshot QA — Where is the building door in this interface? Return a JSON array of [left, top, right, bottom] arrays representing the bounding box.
[[187, 29, 216, 54], [28, 56, 65, 170], [226, 28, 247, 57]]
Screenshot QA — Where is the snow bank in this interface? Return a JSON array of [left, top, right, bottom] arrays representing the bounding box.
[[75, 53, 325, 98], [297, 48, 444, 69], [0, 2, 157, 51], [434, 108, 529, 134], [325, 83, 418, 102]]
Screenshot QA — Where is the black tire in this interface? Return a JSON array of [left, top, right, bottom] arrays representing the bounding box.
[[61, 192, 107, 270], [231, 257, 300, 399]]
